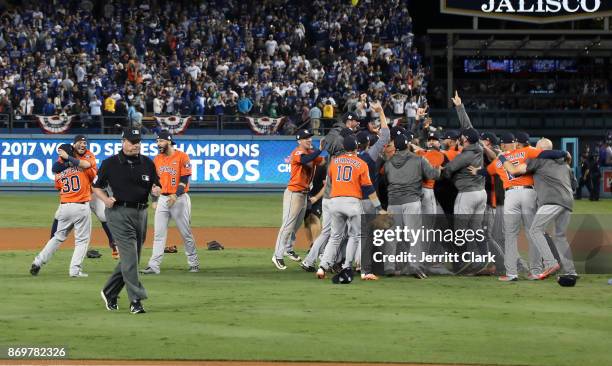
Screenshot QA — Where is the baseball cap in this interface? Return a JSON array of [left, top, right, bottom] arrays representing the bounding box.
[[461, 128, 480, 144], [390, 126, 407, 137], [157, 130, 176, 145], [394, 134, 409, 151], [339, 127, 354, 137], [515, 131, 530, 145], [73, 134, 87, 143], [404, 130, 414, 141], [122, 128, 142, 143], [427, 131, 440, 141], [295, 129, 314, 140], [499, 132, 516, 144], [343, 135, 358, 151], [343, 112, 358, 122], [442, 130, 459, 140], [58, 143, 74, 156], [480, 132, 498, 145], [368, 133, 379, 147], [356, 131, 370, 145]]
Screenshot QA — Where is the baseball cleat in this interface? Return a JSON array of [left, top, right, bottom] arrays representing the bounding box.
[[70, 271, 89, 278], [527, 273, 543, 281], [538, 263, 561, 280], [316, 267, 326, 279], [30, 264, 40, 276], [300, 261, 316, 272], [361, 273, 379, 281], [284, 250, 301, 262], [498, 275, 518, 282], [412, 268, 428, 280], [129, 300, 146, 314], [111, 247, 120, 260], [188, 265, 200, 273], [271, 256, 287, 270], [100, 290, 118, 311], [140, 267, 160, 275]]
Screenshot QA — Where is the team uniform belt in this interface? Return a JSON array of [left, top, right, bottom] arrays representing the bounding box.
[[61, 201, 87, 204], [161, 193, 175, 196], [505, 185, 534, 191], [114, 201, 149, 210]]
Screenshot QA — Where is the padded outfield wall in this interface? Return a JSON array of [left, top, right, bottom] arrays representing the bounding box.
[[0, 134, 324, 192]]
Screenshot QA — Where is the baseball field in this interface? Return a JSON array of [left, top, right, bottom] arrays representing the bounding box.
[[1, 193, 611, 366]]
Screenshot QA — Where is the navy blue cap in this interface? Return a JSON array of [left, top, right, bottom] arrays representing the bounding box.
[[515, 131, 530, 145], [58, 143, 74, 156], [390, 126, 407, 137], [157, 130, 176, 145], [73, 134, 87, 143], [295, 129, 314, 140], [394, 134, 409, 151], [500, 132, 516, 144], [339, 127, 354, 137], [356, 131, 370, 145], [122, 128, 142, 142], [368, 133, 379, 147], [427, 131, 440, 141], [343, 135, 358, 151], [480, 132, 498, 145], [404, 130, 414, 141], [442, 130, 459, 140], [343, 112, 358, 122], [461, 128, 480, 144]]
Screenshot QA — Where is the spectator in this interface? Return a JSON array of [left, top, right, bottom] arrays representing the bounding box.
[[405, 96, 418, 131], [89, 96, 103, 127], [238, 94, 253, 114], [104, 95, 116, 116], [43, 98, 55, 116], [153, 95, 164, 116], [19, 92, 34, 116], [309, 104, 322, 135]]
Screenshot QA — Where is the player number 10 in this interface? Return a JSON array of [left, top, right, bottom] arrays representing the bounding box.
[[336, 165, 353, 182]]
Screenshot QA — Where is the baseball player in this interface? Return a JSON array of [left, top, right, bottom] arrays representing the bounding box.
[[30, 144, 97, 277], [50, 135, 119, 259], [273, 129, 324, 270], [299, 112, 360, 272], [141, 130, 199, 274], [303, 162, 327, 252], [478, 133, 570, 281], [383, 134, 440, 278], [316, 135, 386, 282], [500, 138, 577, 279]]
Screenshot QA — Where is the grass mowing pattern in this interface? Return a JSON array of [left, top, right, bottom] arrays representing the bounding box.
[[1, 248, 611, 365]]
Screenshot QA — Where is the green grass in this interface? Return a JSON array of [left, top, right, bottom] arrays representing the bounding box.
[[0, 193, 610, 229], [0, 193, 282, 228], [1, 249, 611, 365]]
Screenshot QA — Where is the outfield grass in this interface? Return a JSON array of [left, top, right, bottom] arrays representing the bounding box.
[[0, 193, 282, 228], [0, 193, 611, 228], [1, 248, 611, 365]]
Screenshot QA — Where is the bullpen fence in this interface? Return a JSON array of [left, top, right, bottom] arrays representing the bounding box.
[[0, 134, 325, 192]]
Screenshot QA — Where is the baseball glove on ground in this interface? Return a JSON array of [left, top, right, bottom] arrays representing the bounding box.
[[86, 249, 102, 259], [207, 240, 225, 250], [164, 245, 178, 253], [557, 274, 578, 287], [370, 213, 394, 231]]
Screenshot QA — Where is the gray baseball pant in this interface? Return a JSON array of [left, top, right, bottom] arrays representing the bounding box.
[[34, 202, 92, 276], [147, 194, 199, 272], [319, 197, 363, 270], [273, 189, 307, 259], [384, 201, 422, 275], [529, 205, 576, 275], [103, 206, 148, 303], [502, 189, 541, 276], [303, 199, 331, 267]]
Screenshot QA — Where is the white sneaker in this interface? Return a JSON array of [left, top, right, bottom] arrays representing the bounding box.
[[140, 267, 160, 275], [70, 271, 89, 278]]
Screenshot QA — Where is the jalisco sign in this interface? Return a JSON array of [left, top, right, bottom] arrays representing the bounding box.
[[441, 0, 612, 23]]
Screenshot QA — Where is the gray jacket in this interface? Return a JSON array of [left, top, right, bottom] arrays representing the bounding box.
[[385, 150, 440, 205], [442, 143, 484, 192], [323, 121, 347, 157], [526, 158, 577, 211], [456, 104, 473, 130]]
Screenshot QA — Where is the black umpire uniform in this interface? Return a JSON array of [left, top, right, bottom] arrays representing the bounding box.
[[94, 128, 160, 314]]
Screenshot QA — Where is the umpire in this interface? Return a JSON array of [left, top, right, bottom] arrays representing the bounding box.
[[94, 128, 161, 314]]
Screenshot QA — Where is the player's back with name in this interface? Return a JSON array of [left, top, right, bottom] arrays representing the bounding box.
[[55, 166, 95, 203], [328, 153, 371, 199]]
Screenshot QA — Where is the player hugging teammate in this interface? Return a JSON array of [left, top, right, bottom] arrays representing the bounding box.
[[281, 92, 579, 284]]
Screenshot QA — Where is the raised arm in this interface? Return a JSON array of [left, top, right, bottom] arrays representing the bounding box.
[[451, 91, 473, 130], [366, 101, 390, 160]]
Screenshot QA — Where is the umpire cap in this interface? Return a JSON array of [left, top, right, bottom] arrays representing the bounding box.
[[122, 127, 142, 143], [343, 135, 358, 151], [515, 131, 530, 145], [394, 134, 409, 151], [157, 130, 177, 145]]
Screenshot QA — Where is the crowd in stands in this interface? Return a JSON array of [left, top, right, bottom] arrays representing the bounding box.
[[0, 0, 428, 133]]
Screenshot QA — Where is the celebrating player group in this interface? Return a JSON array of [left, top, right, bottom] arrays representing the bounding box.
[[275, 92, 578, 285]]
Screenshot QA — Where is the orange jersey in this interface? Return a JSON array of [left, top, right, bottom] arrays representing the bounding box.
[[488, 146, 541, 189], [328, 153, 372, 199], [287, 147, 324, 192], [154, 150, 192, 194], [55, 165, 96, 203], [443, 147, 461, 161], [79, 149, 98, 169], [417, 149, 446, 189]]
